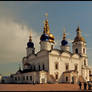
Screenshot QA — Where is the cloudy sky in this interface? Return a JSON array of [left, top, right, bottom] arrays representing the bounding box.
[[0, 1, 92, 76]]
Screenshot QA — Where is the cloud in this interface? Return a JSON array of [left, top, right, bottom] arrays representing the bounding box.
[[0, 18, 40, 64]]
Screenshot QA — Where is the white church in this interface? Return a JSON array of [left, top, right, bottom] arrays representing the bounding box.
[[10, 14, 91, 84]]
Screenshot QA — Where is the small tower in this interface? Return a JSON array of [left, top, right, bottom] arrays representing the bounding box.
[[72, 26, 87, 57], [40, 13, 55, 51], [60, 28, 69, 51], [26, 32, 35, 56]]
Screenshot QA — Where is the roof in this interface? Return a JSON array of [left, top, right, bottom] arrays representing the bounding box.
[[63, 70, 78, 73]]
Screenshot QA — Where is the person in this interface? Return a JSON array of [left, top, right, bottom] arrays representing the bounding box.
[[79, 81, 82, 90], [84, 82, 87, 90], [88, 82, 91, 90]]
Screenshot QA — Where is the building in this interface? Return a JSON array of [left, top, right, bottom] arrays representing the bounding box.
[[10, 14, 90, 84], [0, 74, 2, 83]]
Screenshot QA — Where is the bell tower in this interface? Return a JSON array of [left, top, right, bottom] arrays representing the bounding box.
[[72, 26, 87, 57]]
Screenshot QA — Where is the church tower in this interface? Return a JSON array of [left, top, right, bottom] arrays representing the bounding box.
[[60, 29, 70, 51], [26, 32, 35, 56], [72, 26, 87, 57], [40, 13, 55, 51]]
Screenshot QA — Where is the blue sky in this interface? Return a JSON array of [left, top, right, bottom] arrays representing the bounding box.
[[0, 1, 92, 76]]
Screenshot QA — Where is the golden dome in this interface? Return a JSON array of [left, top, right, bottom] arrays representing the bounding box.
[[41, 13, 55, 43], [49, 33, 54, 39], [74, 26, 86, 42], [48, 33, 55, 43], [74, 36, 85, 42]]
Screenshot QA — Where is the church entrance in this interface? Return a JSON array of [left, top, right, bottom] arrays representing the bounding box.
[[41, 78, 45, 83], [72, 76, 74, 84]]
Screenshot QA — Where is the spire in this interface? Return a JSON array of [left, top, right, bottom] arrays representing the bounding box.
[[27, 31, 34, 48], [43, 13, 50, 34], [76, 25, 81, 37], [73, 26, 85, 42], [40, 13, 55, 43], [29, 31, 32, 42], [61, 28, 68, 46], [63, 28, 66, 40]]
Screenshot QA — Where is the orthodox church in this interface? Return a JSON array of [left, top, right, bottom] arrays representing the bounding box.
[[10, 14, 90, 84]]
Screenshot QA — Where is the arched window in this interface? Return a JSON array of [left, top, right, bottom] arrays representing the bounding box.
[[26, 76, 28, 80], [34, 65, 36, 71], [39, 65, 40, 71], [43, 64, 45, 70], [30, 65, 32, 70], [55, 73, 58, 79], [55, 63, 58, 70], [75, 64, 78, 71], [65, 63, 69, 71], [83, 48, 85, 54], [66, 76, 68, 82], [84, 60, 86, 66], [51, 45, 53, 50], [75, 48, 78, 54]]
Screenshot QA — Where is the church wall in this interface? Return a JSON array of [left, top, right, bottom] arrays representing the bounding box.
[[48, 51, 84, 83], [27, 51, 49, 71]]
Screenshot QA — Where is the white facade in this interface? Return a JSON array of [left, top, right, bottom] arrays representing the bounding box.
[[10, 16, 91, 84]]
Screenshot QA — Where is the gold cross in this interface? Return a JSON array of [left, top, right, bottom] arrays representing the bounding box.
[[45, 13, 48, 19]]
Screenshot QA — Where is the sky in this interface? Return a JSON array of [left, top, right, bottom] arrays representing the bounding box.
[[0, 1, 92, 76]]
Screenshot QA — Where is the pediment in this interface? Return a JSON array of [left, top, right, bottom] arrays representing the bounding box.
[[37, 50, 48, 57], [61, 52, 71, 57], [50, 49, 60, 55], [72, 54, 80, 59]]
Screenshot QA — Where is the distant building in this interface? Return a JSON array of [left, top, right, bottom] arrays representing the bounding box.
[[0, 74, 2, 83], [10, 14, 91, 84], [2, 76, 11, 83]]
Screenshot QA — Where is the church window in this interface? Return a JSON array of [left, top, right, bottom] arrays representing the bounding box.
[[55, 63, 58, 70], [55, 73, 58, 79], [75, 48, 78, 54], [43, 64, 45, 70], [39, 65, 40, 70], [83, 48, 85, 54], [15, 77, 17, 80], [51, 45, 53, 50], [84, 60, 86, 66], [66, 76, 68, 82], [34, 65, 36, 71], [23, 76, 25, 80], [65, 63, 69, 71], [18, 76, 20, 80], [26, 76, 28, 80], [30, 65, 32, 70], [75, 64, 78, 71], [30, 76, 32, 81]]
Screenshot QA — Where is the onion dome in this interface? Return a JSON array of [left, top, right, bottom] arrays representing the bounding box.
[[74, 26, 85, 43], [27, 32, 34, 48], [40, 33, 49, 41], [61, 29, 68, 46], [40, 13, 55, 43], [61, 40, 68, 46], [49, 33, 55, 43]]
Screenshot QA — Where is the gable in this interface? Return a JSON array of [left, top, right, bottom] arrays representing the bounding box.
[[72, 54, 80, 59], [61, 52, 71, 58], [50, 49, 60, 55]]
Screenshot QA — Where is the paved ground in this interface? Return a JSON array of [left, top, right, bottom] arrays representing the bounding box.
[[0, 84, 81, 91], [0, 83, 92, 91]]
